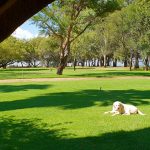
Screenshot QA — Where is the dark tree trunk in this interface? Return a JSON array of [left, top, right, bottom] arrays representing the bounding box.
[[2, 64, 7, 69], [97, 59, 100, 67], [106, 56, 110, 67], [144, 56, 149, 71], [129, 57, 133, 71], [28, 62, 31, 67], [73, 58, 77, 71], [81, 59, 85, 67], [113, 58, 117, 67], [57, 41, 70, 75], [134, 52, 139, 69], [85, 60, 87, 67], [46, 60, 50, 68], [57, 55, 68, 75], [129, 54, 133, 71], [100, 56, 104, 67], [88, 60, 91, 67], [124, 59, 128, 67], [3, 66, 7, 69], [92, 59, 95, 67]]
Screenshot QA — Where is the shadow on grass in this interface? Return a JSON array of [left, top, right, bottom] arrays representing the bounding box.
[[0, 68, 49, 72], [0, 117, 150, 150], [69, 71, 150, 78], [0, 84, 51, 93], [0, 88, 149, 111]]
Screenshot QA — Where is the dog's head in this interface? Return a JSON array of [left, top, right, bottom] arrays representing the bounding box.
[[113, 101, 124, 112]]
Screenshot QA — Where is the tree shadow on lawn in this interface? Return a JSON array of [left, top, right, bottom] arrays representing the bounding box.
[[0, 117, 150, 150], [68, 71, 150, 78], [0, 84, 51, 93], [0, 88, 149, 111], [0, 68, 49, 72]]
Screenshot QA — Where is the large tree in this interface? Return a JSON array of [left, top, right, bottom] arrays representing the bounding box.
[[32, 0, 121, 75], [38, 36, 60, 67], [0, 36, 19, 68], [20, 38, 42, 67]]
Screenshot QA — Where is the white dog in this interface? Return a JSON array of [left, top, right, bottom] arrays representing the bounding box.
[[104, 101, 145, 116]]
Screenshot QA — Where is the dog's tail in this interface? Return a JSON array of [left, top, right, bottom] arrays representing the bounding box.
[[138, 110, 146, 115]]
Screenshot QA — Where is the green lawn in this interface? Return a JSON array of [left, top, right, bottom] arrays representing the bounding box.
[[0, 67, 150, 79], [0, 78, 150, 150]]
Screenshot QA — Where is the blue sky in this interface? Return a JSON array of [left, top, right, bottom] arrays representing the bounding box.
[[20, 20, 39, 36], [12, 20, 40, 39]]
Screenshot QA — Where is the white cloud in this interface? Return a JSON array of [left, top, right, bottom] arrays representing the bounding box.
[[12, 27, 37, 40]]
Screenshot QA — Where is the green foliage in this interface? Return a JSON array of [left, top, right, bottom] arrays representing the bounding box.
[[71, 30, 97, 61], [32, 0, 94, 38], [88, 0, 122, 16], [20, 37, 43, 67], [38, 36, 60, 67], [0, 36, 20, 68]]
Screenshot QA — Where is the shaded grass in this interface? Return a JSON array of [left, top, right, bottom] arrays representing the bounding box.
[[1, 117, 150, 150], [0, 88, 149, 111], [0, 79, 150, 149]]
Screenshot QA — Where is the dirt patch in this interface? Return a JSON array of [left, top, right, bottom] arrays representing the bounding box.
[[0, 76, 150, 83]]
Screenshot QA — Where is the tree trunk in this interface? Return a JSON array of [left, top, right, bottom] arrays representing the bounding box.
[[88, 60, 91, 67], [97, 59, 100, 67], [92, 59, 95, 67], [104, 55, 107, 68], [106, 56, 110, 67], [129, 53, 133, 71], [46, 59, 50, 67], [100, 56, 104, 67], [134, 52, 139, 69], [21, 62, 24, 67], [113, 58, 117, 67], [57, 55, 68, 75], [124, 59, 128, 67], [73, 58, 77, 71], [144, 56, 149, 71], [129, 57, 133, 71], [2, 64, 7, 69], [85, 60, 87, 67], [57, 40, 70, 75], [81, 59, 85, 67]]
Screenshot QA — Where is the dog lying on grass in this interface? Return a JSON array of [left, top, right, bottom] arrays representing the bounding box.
[[104, 101, 145, 116]]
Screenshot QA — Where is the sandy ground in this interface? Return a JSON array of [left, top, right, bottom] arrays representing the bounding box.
[[0, 76, 150, 83]]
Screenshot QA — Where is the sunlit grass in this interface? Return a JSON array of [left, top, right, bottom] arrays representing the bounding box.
[[0, 67, 150, 79], [0, 79, 150, 149]]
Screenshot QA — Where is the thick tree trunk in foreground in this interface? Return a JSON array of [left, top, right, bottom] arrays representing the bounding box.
[[57, 55, 68, 75], [57, 41, 70, 75]]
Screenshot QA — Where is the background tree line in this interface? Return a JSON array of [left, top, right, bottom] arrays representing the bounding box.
[[0, 0, 150, 72]]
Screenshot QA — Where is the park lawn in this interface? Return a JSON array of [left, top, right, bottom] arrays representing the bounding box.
[[0, 67, 150, 79], [0, 78, 150, 150]]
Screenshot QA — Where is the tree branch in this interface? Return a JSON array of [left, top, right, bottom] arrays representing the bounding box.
[[44, 22, 63, 39], [70, 21, 92, 43]]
